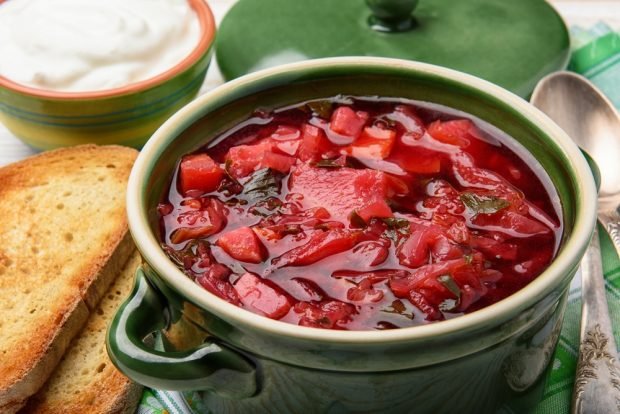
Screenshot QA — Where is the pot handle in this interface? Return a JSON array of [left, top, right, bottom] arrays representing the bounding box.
[[106, 267, 257, 399]]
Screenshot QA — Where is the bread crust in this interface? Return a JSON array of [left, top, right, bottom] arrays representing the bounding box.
[[0, 145, 138, 406]]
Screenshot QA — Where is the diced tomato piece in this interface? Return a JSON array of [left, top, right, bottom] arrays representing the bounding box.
[[470, 235, 518, 260], [285, 278, 326, 302], [513, 249, 553, 279], [388, 257, 468, 297], [471, 210, 551, 238], [452, 269, 486, 297], [349, 239, 390, 267], [262, 131, 302, 157], [157, 203, 174, 216], [342, 125, 396, 159], [356, 200, 393, 224], [396, 220, 445, 268], [388, 105, 426, 140], [385, 174, 410, 196], [452, 162, 518, 198], [456, 285, 481, 312], [203, 263, 232, 280], [485, 152, 527, 187], [217, 226, 267, 263], [421, 180, 467, 216], [234, 272, 292, 319], [270, 125, 300, 141], [275, 229, 361, 267], [168, 199, 227, 244], [226, 142, 269, 178], [432, 213, 470, 243], [329, 106, 369, 139], [288, 163, 393, 223], [196, 264, 240, 305], [179, 153, 225, 195], [430, 235, 465, 261], [271, 139, 301, 156], [480, 268, 503, 284], [347, 278, 384, 303], [169, 226, 212, 244], [397, 228, 437, 268], [408, 290, 444, 321], [259, 151, 295, 174], [387, 149, 441, 174], [298, 123, 334, 161], [427, 119, 480, 148], [226, 141, 296, 179], [293, 300, 356, 329]]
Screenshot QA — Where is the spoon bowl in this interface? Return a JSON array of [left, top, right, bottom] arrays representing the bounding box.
[[531, 71, 620, 201]]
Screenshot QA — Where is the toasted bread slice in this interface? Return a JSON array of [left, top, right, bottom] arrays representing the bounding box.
[[21, 251, 144, 414], [0, 145, 138, 408]]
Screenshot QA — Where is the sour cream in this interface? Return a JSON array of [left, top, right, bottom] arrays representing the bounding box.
[[0, 0, 201, 92]]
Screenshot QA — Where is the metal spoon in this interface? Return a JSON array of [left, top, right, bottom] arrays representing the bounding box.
[[531, 71, 620, 414]]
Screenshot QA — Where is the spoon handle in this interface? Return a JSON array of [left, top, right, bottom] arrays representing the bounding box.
[[571, 224, 620, 414], [598, 206, 620, 260]]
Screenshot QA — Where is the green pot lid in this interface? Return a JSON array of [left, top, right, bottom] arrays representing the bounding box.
[[216, 0, 570, 97]]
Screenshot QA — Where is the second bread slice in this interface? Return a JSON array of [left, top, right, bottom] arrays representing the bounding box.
[[21, 251, 144, 414]]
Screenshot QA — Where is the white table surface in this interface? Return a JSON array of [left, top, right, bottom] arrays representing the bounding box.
[[1, 0, 618, 167]]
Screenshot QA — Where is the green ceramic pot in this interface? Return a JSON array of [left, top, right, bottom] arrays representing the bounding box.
[[108, 58, 597, 413], [0, 0, 215, 150]]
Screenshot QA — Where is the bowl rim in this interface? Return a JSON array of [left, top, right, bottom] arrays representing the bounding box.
[[0, 0, 215, 100], [128, 57, 597, 345]]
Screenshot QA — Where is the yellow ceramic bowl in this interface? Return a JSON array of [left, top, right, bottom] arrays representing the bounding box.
[[0, 0, 215, 150]]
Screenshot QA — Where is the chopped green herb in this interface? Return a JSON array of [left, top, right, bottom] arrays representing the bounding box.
[[384, 229, 399, 243], [378, 116, 397, 128], [391, 299, 406, 313], [314, 159, 343, 169], [318, 316, 332, 327], [382, 217, 410, 229], [224, 159, 240, 183], [464, 253, 473, 264], [279, 225, 303, 236], [162, 240, 207, 270], [460, 192, 510, 215], [248, 197, 283, 217], [306, 100, 333, 119], [242, 168, 282, 201], [349, 211, 367, 228], [381, 299, 414, 320], [439, 299, 458, 312], [437, 275, 461, 298], [382, 217, 410, 242]]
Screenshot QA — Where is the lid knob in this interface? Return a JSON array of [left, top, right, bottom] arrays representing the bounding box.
[[366, 0, 418, 32]]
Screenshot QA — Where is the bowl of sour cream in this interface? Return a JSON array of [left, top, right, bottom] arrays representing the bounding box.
[[0, 0, 215, 149]]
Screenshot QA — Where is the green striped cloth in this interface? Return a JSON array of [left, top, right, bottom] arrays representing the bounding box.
[[136, 23, 620, 414]]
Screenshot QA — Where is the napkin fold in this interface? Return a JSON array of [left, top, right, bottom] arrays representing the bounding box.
[[136, 23, 620, 414]]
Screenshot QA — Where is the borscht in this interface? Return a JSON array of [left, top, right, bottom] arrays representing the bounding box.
[[158, 96, 562, 330]]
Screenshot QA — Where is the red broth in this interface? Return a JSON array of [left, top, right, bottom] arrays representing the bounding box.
[[158, 96, 562, 330]]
